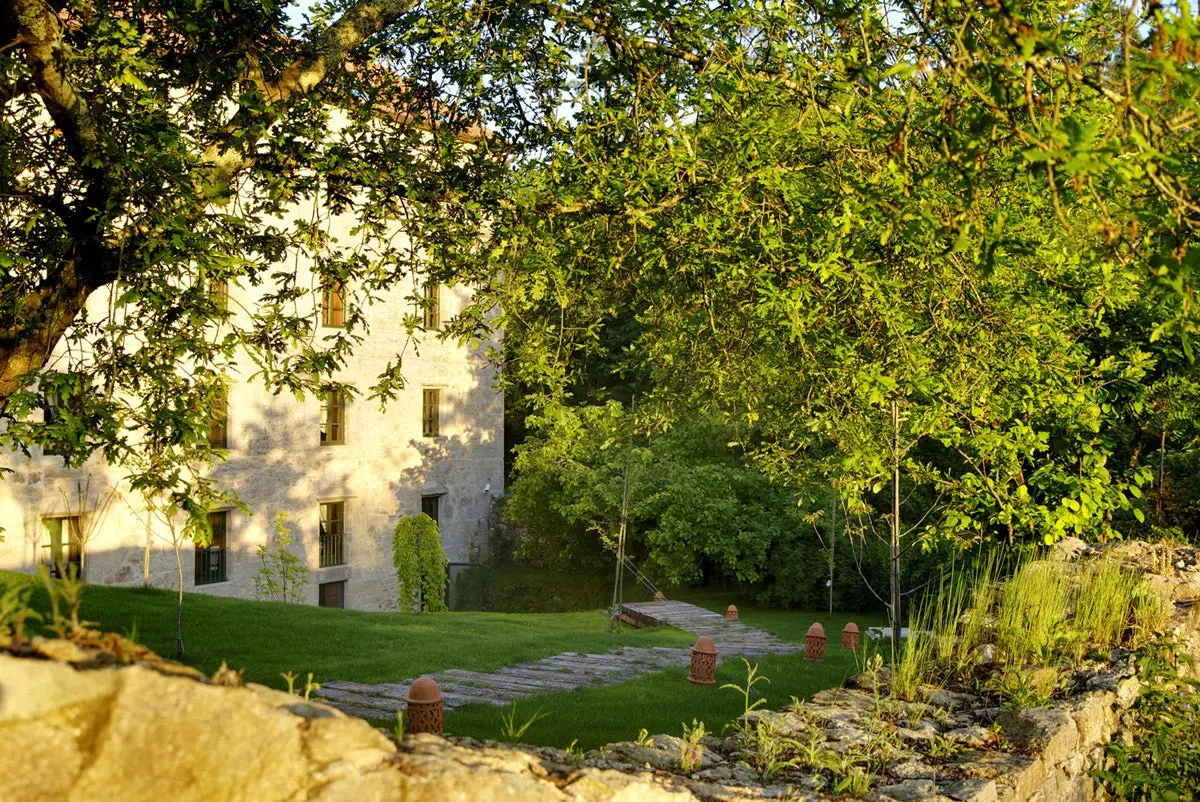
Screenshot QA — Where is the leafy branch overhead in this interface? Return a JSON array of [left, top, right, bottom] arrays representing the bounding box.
[[5, 0, 1200, 555]]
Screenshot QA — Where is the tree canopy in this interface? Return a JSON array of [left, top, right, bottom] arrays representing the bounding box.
[[6, 0, 1200, 556]]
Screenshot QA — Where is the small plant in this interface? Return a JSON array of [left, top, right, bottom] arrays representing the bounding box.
[[635, 728, 654, 747], [993, 666, 1060, 709], [0, 583, 40, 647], [680, 719, 707, 772], [498, 701, 548, 742], [565, 739, 586, 764], [721, 658, 771, 728], [927, 734, 961, 759], [281, 670, 299, 695], [303, 672, 321, 701], [996, 560, 1070, 665], [255, 513, 309, 603], [1096, 640, 1200, 800], [394, 710, 406, 739], [747, 718, 802, 781], [36, 563, 88, 638], [833, 767, 873, 796]]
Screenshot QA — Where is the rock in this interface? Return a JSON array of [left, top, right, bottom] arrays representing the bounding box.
[[1115, 677, 1141, 709], [68, 665, 311, 801], [877, 779, 937, 801], [944, 726, 995, 749], [921, 687, 981, 710], [0, 652, 118, 721], [977, 644, 996, 665], [995, 708, 1078, 765], [1050, 537, 1090, 562], [1063, 692, 1117, 744], [939, 779, 998, 802], [889, 759, 938, 779]]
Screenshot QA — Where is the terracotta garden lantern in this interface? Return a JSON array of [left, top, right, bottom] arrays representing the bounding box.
[[805, 623, 827, 662], [653, 591, 666, 601], [404, 676, 445, 735], [688, 636, 718, 685], [726, 605, 739, 620], [842, 622, 860, 651]]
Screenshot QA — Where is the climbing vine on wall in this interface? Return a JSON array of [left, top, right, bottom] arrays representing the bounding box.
[[393, 513, 449, 613]]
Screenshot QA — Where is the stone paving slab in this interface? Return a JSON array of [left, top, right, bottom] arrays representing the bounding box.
[[315, 601, 802, 716]]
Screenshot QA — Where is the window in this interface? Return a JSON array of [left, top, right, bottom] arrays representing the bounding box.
[[208, 385, 228, 449], [420, 495, 440, 526], [42, 516, 82, 579], [422, 388, 441, 437], [320, 389, 345, 445], [195, 511, 228, 585], [318, 580, 345, 608], [319, 501, 345, 567], [321, 280, 345, 327], [422, 282, 440, 330]]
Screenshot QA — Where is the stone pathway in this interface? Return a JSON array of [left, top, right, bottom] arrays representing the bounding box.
[[316, 601, 801, 719]]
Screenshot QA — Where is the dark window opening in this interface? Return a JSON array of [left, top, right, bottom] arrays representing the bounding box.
[[420, 495, 440, 526], [195, 511, 228, 585]]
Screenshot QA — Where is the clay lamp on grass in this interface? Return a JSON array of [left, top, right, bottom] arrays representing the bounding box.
[[404, 676, 445, 735], [688, 636, 718, 685], [725, 605, 739, 620], [842, 622, 860, 651], [805, 623, 826, 662]]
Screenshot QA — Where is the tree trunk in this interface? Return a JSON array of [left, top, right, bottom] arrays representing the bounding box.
[[0, 259, 95, 403], [890, 399, 902, 654], [174, 542, 184, 659], [1157, 427, 1167, 526], [143, 510, 152, 587]]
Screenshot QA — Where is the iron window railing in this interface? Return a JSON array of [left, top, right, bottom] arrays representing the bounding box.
[[319, 501, 345, 567]]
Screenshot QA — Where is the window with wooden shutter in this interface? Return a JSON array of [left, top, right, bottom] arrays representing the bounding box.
[[422, 388, 440, 437]]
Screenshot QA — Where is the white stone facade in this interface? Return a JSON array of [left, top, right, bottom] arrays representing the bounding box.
[[0, 225, 503, 611]]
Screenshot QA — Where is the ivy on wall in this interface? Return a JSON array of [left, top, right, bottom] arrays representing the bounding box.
[[393, 513, 449, 613]]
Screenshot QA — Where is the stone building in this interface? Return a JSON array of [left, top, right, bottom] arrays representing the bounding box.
[[0, 211, 504, 611]]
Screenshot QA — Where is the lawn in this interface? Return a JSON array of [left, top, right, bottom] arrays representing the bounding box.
[[0, 571, 694, 688], [431, 598, 888, 750], [3, 571, 886, 751]]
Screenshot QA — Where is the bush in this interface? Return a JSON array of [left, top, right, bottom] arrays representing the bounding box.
[[393, 514, 449, 613]]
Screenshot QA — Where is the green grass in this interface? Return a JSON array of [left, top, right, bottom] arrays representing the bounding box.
[[0, 571, 693, 688], [431, 599, 887, 750], [3, 571, 886, 751]]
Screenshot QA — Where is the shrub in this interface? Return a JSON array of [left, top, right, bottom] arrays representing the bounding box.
[[393, 513, 449, 613], [254, 512, 309, 603]]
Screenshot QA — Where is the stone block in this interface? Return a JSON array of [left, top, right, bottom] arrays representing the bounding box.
[[69, 665, 309, 801], [995, 708, 1078, 766], [877, 779, 937, 801], [944, 726, 995, 749], [0, 652, 118, 721], [1064, 691, 1116, 746], [939, 779, 998, 802]]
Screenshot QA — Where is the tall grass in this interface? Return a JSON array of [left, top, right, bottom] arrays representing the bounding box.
[[996, 560, 1071, 665], [887, 548, 1173, 703], [1071, 558, 1142, 660]]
